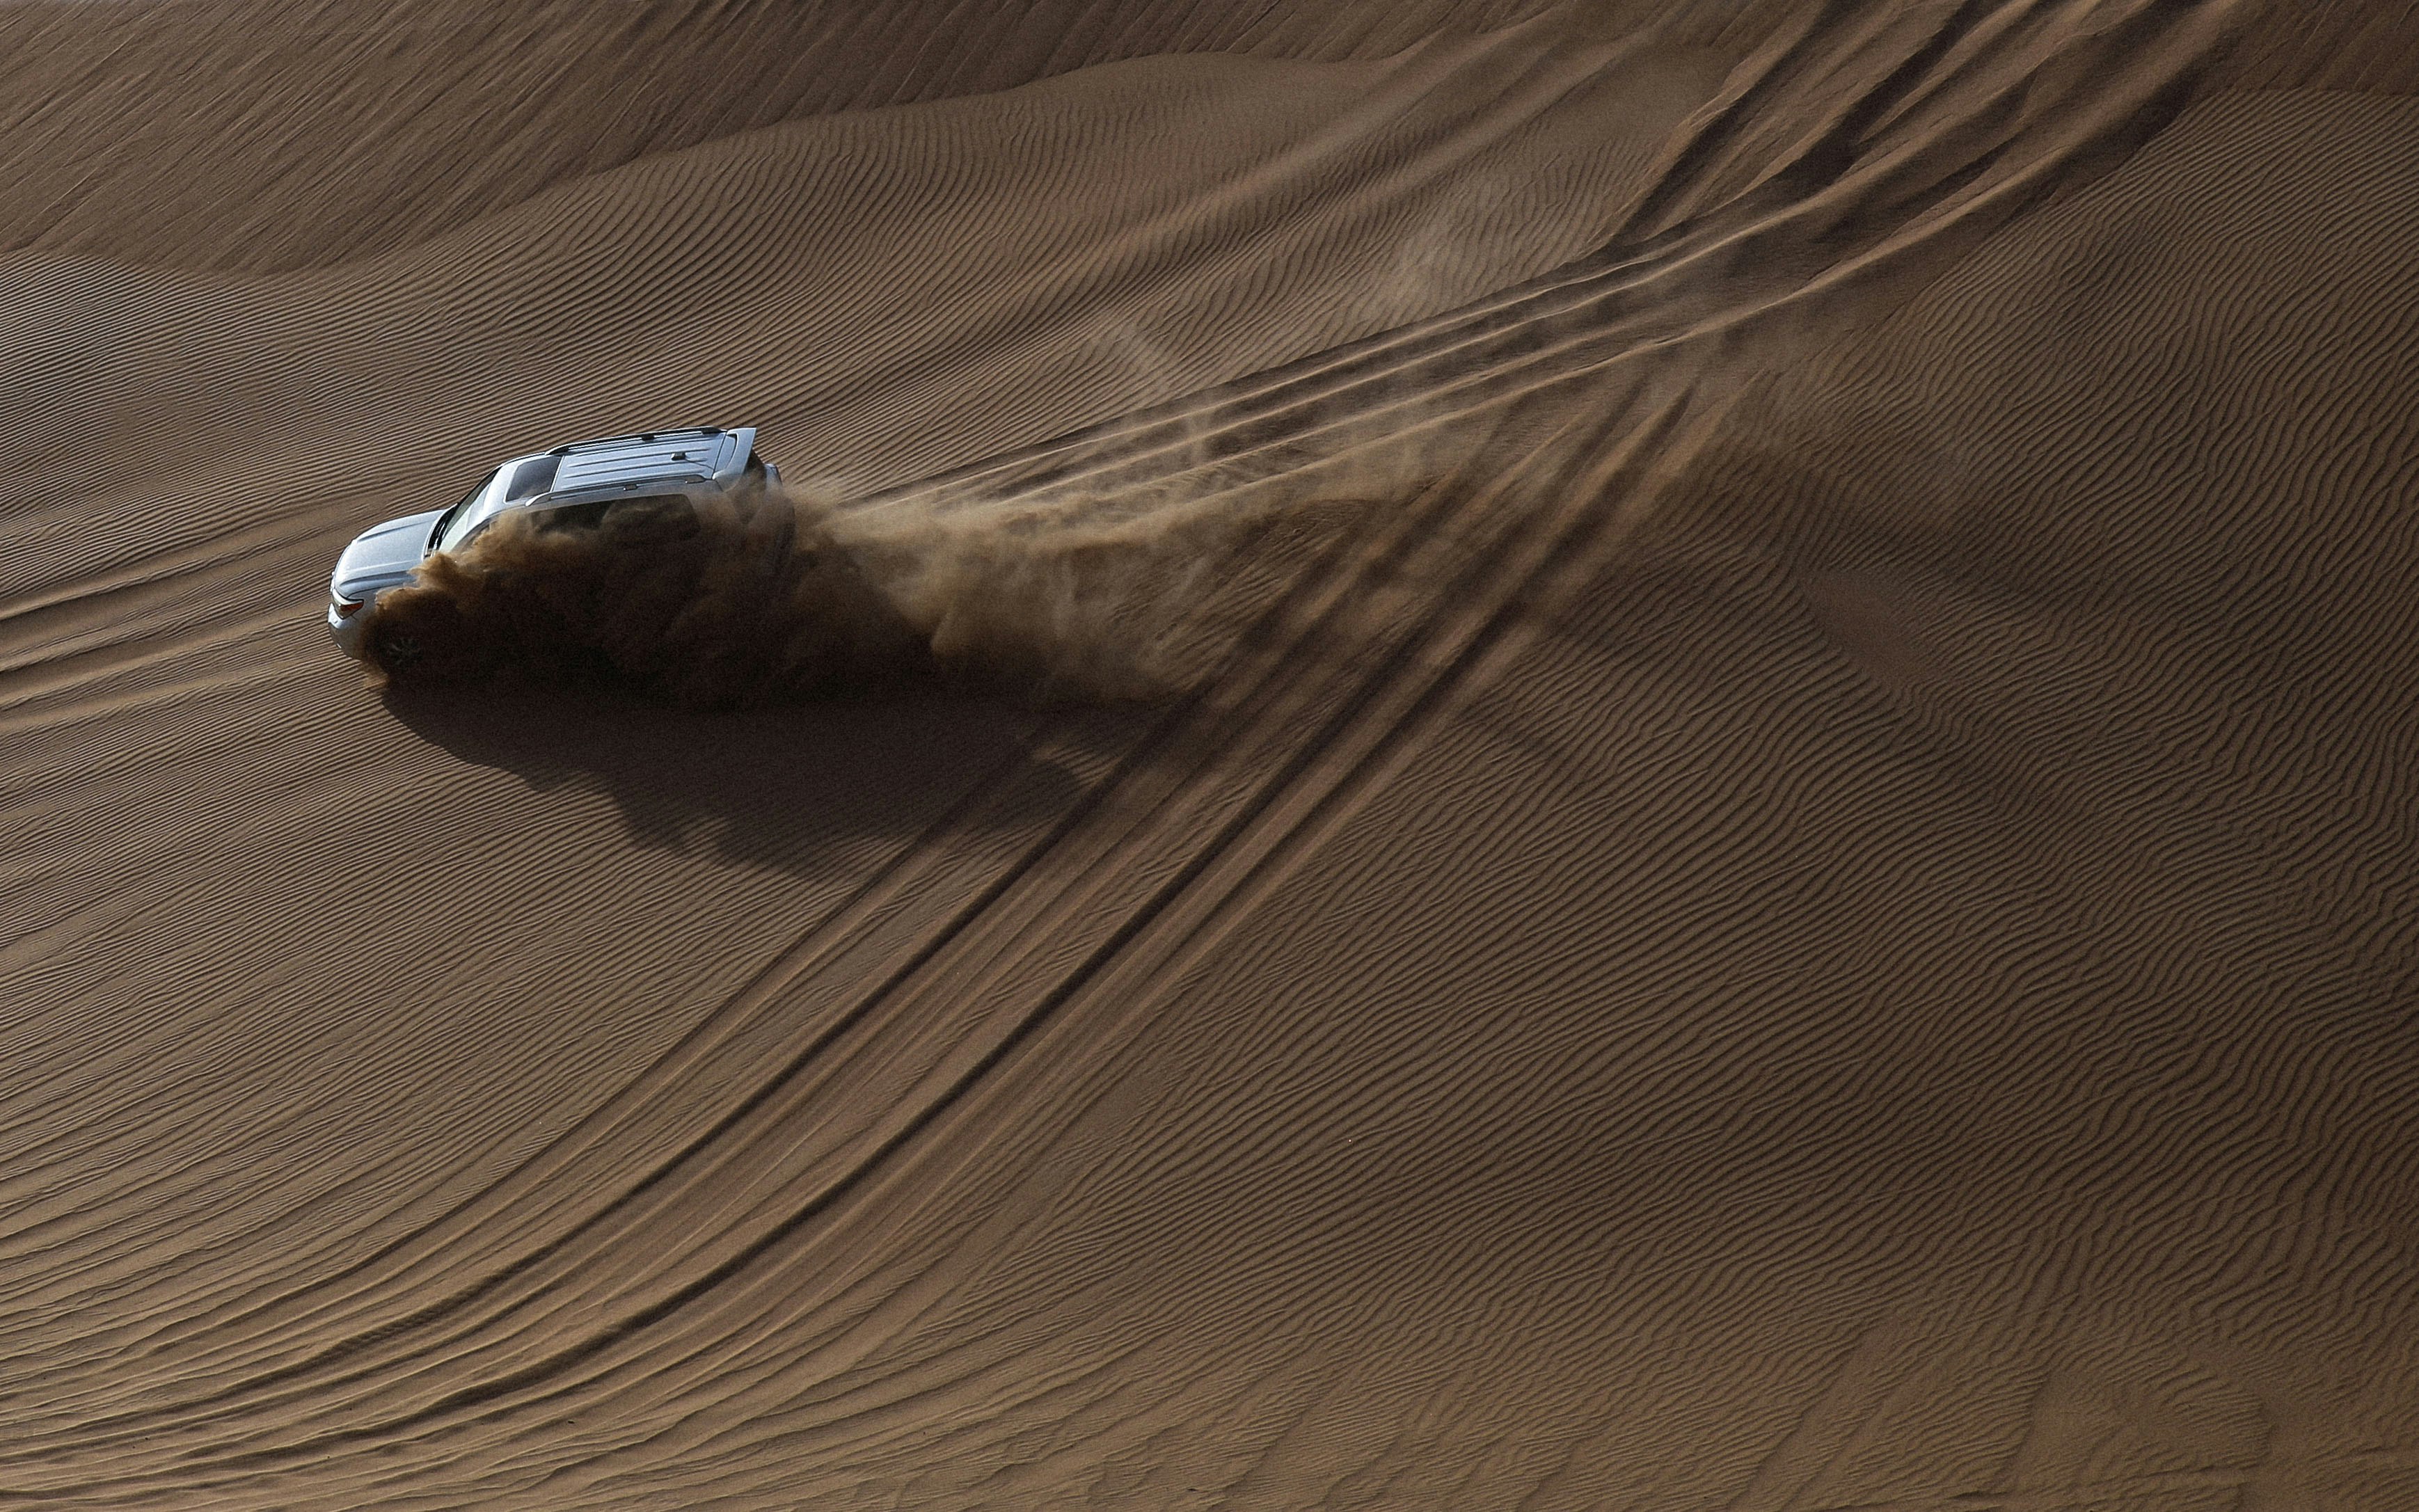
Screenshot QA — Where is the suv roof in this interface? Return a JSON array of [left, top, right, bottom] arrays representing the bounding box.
[[550, 425, 724, 455], [547, 427, 751, 495], [429, 424, 760, 556]]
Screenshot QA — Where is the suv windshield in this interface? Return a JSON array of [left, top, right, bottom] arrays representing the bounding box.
[[438, 466, 516, 553], [431, 457, 562, 554], [429, 479, 491, 554]]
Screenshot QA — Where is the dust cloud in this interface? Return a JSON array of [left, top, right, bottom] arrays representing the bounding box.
[[360, 484, 1321, 705]]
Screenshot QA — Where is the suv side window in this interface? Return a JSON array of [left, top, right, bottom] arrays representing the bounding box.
[[505, 455, 560, 501]]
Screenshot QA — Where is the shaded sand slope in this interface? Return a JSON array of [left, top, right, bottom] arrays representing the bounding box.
[[5, 0, 2419, 1507], [0, 0, 1680, 272]]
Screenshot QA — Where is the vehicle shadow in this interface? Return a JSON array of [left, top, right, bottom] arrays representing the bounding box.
[[382, 680, 1148, 878]]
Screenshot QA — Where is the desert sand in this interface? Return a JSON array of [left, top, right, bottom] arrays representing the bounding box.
[[3, 0, 2417, 1506]]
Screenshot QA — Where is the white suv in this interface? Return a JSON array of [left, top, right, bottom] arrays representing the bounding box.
[[326, 425, 779, 659]]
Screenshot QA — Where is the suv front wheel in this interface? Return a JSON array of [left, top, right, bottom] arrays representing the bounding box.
[[375, 630, 424, 670]]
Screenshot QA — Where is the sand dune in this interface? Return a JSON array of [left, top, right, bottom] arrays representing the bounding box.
[[4, 0, 2418, 1506], [0, 0, 1581, 272]]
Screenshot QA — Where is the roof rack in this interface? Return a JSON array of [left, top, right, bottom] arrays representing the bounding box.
[[550, 426, 722, 456]]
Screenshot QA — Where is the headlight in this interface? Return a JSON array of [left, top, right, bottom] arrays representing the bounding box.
[[333, 594, 367, 619]]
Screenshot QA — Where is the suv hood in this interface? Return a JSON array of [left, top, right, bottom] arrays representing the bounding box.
[[331, 507, 444, 600]]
